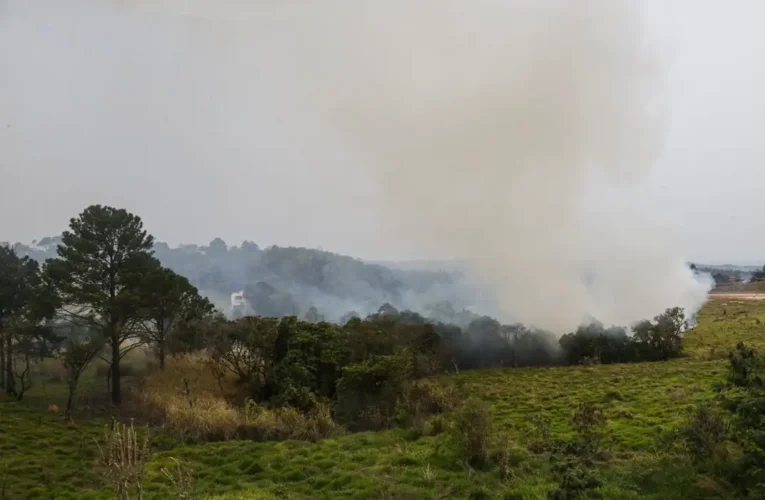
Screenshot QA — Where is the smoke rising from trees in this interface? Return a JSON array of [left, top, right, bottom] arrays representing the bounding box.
[[273, 0, 713, 331]]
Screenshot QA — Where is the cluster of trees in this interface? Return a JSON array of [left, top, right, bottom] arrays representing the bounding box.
[[161, 306, 685, 431], [750, 264, 765, 282], [2, 204, 691, 422], [0, 245, 57, 400], [693, 263, 758, 286], [0, 205, 213, 413], [559, 307, 687, 365]]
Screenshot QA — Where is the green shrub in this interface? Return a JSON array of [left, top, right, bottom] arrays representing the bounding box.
[[394, 379, 460, 428], [527, 414, 553, 453], [454, 398, 493, 466], [424, 414, 449, 436], [681, 403, 728, 462], [335, 352, 410, 430], [570, 403, 607, 461], [720, 343, 765, 496], [547, 403, 609, 499], [548, 455, 603, 500]]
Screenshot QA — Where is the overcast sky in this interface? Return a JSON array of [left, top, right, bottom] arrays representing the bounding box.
[[1, 0, 764, 264]]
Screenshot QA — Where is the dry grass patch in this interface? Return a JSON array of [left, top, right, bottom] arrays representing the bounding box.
[[135, 354, 338, 443]]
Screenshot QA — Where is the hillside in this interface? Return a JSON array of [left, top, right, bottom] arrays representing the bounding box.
[[8, 237, 482, 324], [2, 298, 763, 499]]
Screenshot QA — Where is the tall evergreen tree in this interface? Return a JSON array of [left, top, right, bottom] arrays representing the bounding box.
[[44, 205, 154, 405]]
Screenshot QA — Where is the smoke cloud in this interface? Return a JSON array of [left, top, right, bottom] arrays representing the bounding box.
[[265, 0, 712, 332], [2, 0, 712, 332]]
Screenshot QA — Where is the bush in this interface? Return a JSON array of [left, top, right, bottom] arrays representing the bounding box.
[[454, 398, 493, 466], [134, 354, 338, 443], [239, 400, 339, 441], [492, 434, 525, 482], [547, 403, 608, 499], [681, 404, 728, 462], [424, 414, 449, 436], [570, 402, 607, 461], [394, 380, 460, 428], [527, 414, 553, 453], [335, 353, 410, 430], [548, 455, 603, 500]]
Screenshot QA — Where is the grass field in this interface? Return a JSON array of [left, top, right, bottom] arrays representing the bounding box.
[[2, 299, 764, 499]]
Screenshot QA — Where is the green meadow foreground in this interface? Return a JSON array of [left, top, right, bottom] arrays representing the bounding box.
[[1, 298, 763, 499]]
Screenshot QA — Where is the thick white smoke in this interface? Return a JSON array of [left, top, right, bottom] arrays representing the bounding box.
[[270, 0, 713, 332], [4, 0, 712, 332]]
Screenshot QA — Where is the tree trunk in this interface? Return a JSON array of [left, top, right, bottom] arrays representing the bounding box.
[[0, 318, 5, 390], [158, 341, 165, 371], [111, 334, 121, 405], [65, 389, 75, 418], [65, 380, 77, 418], [5, 324, 14, 396]]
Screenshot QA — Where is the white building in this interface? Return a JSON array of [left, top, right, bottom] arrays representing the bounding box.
[[231, 290, 246, 316]]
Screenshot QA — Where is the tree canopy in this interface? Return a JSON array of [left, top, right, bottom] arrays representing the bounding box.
[[42, 205, 211, 404]]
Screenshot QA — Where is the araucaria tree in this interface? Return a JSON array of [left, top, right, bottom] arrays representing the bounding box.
[[44, 205, 155, 405]]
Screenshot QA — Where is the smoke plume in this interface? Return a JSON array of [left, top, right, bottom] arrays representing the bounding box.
[[2, 0, 712, 332], [266, 0, 712, 331]]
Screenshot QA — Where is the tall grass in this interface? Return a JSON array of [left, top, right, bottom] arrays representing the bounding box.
[[96, 419, 151, 500], [134, 354, 338, 443]]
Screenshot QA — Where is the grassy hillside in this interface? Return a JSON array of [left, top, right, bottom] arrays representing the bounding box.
[[2, 298, 763, 499]]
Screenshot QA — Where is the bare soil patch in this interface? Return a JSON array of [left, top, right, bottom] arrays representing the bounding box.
[[709, 292, 765, 301]]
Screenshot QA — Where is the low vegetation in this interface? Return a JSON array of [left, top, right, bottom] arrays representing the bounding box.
[[0, 297, 760, 499]]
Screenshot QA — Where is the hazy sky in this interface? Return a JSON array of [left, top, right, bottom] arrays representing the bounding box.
[[2, 0, 764, 264]]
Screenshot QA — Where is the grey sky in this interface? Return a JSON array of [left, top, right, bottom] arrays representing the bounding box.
[[1, 0, 764, 263]]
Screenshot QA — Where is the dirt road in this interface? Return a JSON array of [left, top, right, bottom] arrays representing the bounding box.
[[709, 293, 765, 301]]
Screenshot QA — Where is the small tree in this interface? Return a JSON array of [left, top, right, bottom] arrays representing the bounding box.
[[7, 321, 61, 401], [138, 263, 213, 370], [633, 307, 686, 361], [61, 333, 104, 418], [652, 307, 686, 361], [454, 397, 493, 465], [0, 245, 45, 394], [204, 316, 280, 392], [681, 403, 728, 462]]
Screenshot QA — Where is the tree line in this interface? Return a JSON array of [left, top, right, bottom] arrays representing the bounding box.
[[1, 205, 689, 420]]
